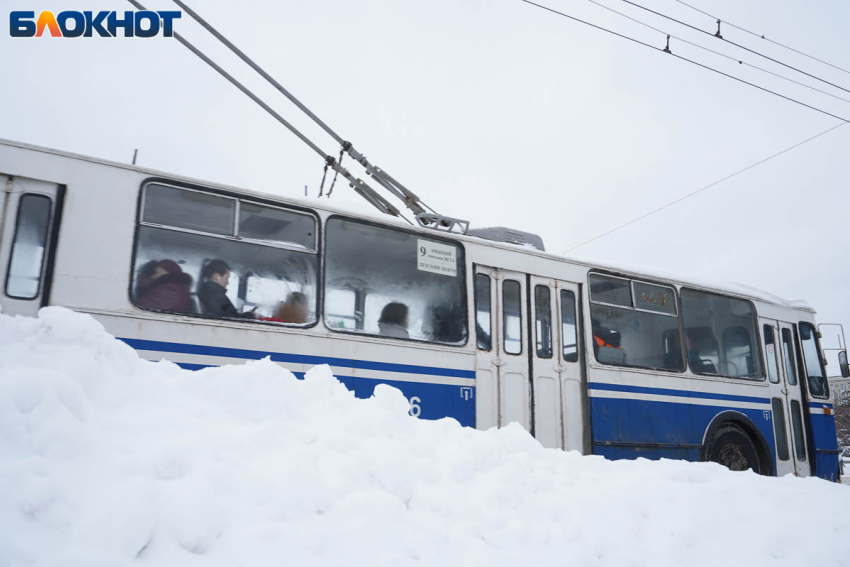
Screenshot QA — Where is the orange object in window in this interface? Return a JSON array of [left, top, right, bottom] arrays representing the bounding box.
[[594, 335, 622, 349]]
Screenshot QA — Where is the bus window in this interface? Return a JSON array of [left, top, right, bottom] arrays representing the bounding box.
[[5, 194, 52, 300], [799, 322, 828, 398], [239, 202, 316, 249], [681, 289, 762, 380], [325, 288, 357, 330], [503, 280, 522, 355], [763, 325, 780, 384], [475, 274, 492, 351], [143, 183, 235, 236], [588, 274, 630, 306], [724, 327, 757, 377], [771, 398, 790, 462], [781, 328, 798, 386], [134, 184, 318, 324], [324, 218, 467, 345], [790, 400, 807, 461], [560, 290, 578, 363], [535, 285, 553, 359], [588, 274, 682, 371]]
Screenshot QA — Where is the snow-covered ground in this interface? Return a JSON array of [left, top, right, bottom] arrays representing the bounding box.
[[1, 308, 849, 567]]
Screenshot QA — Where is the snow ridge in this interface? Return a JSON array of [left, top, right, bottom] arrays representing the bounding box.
[[1, 308, 848, 566]]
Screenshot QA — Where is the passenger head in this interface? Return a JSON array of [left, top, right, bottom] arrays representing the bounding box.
[[135, 260, 160, 297], [379, 302, 409, 328], [201, 259, 231, 288], [156, 259, 183, 276]]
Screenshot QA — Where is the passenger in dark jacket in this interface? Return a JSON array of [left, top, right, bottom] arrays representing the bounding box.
[[136, 259, 193, 313], [197, 259, 254, 319]]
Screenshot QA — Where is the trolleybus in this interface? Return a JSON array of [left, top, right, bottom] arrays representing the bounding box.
[[0, 137, 843, 480]]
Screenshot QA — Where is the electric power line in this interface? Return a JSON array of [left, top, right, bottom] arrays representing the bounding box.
[[674, 0, 850, 76], [583, 0, 850, 106], [520, 0, 850, 122], [562, 121, 848, 253], [621, 0, 850, 96]]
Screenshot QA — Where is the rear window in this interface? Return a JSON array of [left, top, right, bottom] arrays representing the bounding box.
[[680, 289, 762, 380]]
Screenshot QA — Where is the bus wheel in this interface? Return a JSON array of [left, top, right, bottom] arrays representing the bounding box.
[[706, 424, 761, 474]]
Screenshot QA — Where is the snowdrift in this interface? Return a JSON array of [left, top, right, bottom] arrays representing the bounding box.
[[1, 308, 848, 567]]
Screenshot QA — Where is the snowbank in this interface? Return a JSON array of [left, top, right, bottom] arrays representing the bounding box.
[[1, 308, 848, 567]]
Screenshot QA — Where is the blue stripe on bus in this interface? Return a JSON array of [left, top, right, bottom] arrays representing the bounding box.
[[160, 360, 475, 428], [807, 401, 833, 409], [124, 337, 475, 379], [588, 382, 771, 405]]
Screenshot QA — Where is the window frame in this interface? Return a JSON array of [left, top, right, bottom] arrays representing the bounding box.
[[763, 324, 780, 384], [589, 273, 678, 318], [139, 181, 319, 253], [534, 284, 553, 359], [502, 278, 523, 356], [679, 287, 765, 381], [4, 192, 53, 300], [130, 178, 322, 329], [560, 288, 579, 363], [798, 321, 830, 399], [474, 272, 493, 352], [321, 214, 469, 347], [587, 271, 685, 373]]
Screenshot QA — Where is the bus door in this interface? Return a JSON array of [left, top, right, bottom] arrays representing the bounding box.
[[0, 175, 64, 317], [529, 276, 584, 451], [761, 318, 811, 476], [474, 266, 531, 432]]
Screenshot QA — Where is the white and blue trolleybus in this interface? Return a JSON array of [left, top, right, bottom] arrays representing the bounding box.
[[0, 138, 844, 481]]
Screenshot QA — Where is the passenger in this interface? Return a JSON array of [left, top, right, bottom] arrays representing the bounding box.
[[273, 291, 310, 324], [378, 302, 409, 339], [198, 259, 254, 319], [135, 259, 193, 313], [134, 260, 160, 301], [591, 318, 622, 350]]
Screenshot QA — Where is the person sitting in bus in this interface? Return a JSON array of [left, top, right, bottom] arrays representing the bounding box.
[[591, 318, 622, 351], [378, 302, 409, 339], [271, 291, 310, 324], [135, 259, 193, 313], [198, 259, 255, 319], [134, 260, 159, 301], [591, 317, 625, 365]]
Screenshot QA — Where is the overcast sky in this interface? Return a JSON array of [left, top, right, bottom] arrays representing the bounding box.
[[2, 0, 848, 364]]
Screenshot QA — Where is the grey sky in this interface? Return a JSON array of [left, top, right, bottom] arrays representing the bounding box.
[[2, 0, 848, 361]]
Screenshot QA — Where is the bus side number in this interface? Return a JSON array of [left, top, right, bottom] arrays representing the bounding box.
[[409, 396, 422, 417]]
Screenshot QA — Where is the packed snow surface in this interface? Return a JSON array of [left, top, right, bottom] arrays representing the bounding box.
[[1, 308, 848, 567]]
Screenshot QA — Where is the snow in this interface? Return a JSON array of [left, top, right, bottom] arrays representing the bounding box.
[[1, 308, 848, 567]]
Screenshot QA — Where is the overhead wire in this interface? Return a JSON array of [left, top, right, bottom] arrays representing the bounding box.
[[621, 0, 850, 95], [169, 0, 449, 225], [520, 0, 850, 122], [562, 121, 848, 253], [674, 0, 850, 77], [125, 0, 416, 224], [517, 0, 850, 252], [582, 0, 850, 105]]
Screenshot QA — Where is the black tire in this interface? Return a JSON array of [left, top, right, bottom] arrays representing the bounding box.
[[706, 423, 762, 474]]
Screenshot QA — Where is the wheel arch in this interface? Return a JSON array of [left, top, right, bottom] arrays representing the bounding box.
[[700, 410, 775, 476]]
